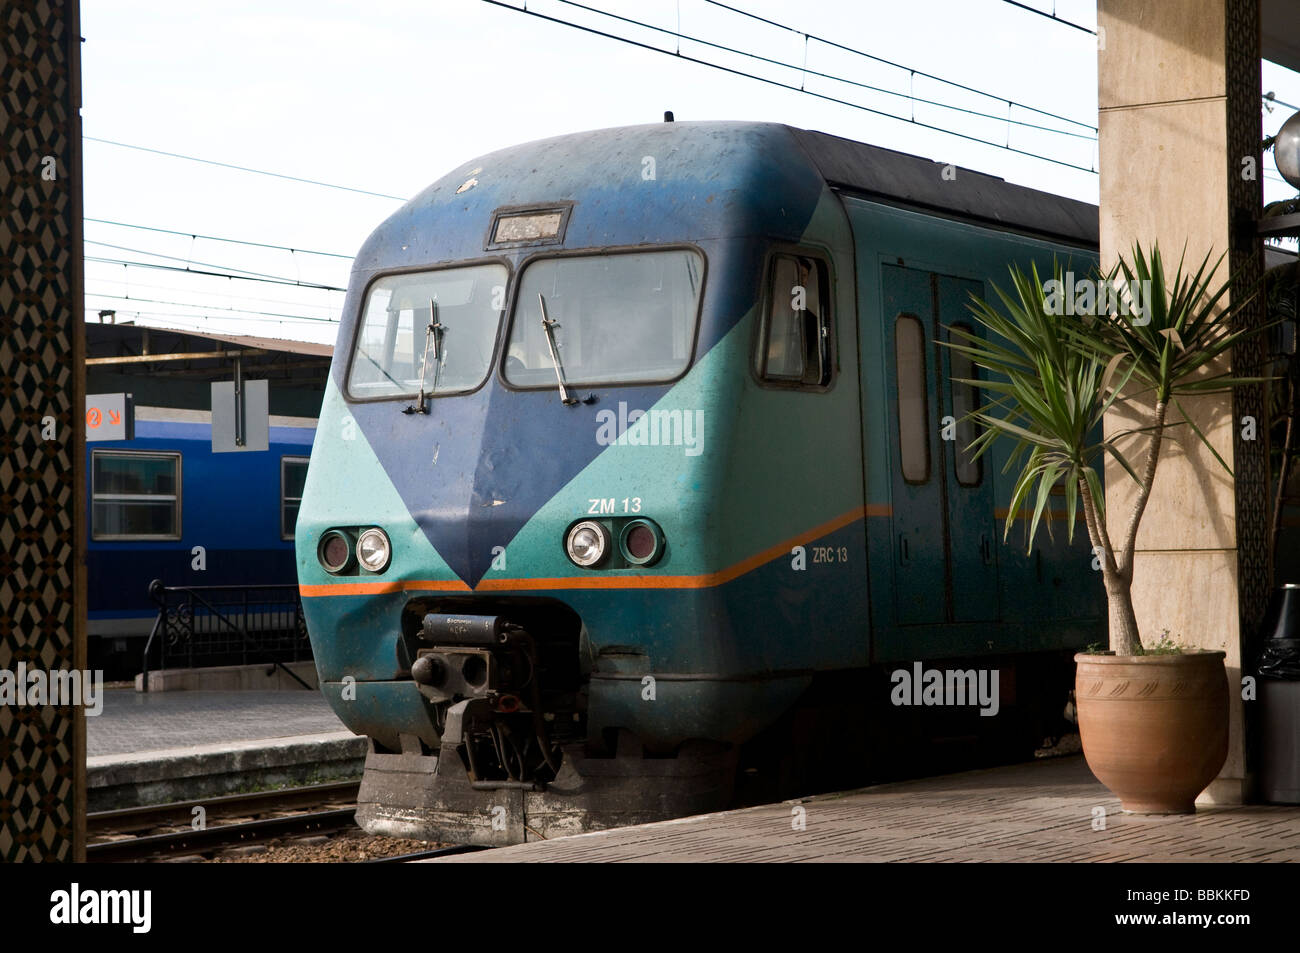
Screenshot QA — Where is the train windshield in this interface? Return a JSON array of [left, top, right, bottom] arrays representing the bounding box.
[[347, 263, 507, 399], [504, 249, 702, 387]]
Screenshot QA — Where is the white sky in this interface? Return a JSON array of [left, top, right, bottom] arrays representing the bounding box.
[[79, 0, 1300, 346]]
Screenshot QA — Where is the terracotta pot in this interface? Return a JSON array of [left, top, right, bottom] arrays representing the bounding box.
[[1074, 650, 1228, 813]]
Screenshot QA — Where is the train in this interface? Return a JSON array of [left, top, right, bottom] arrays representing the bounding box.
[[295, 120, 1105, 845], [87, 406, 317, 679]]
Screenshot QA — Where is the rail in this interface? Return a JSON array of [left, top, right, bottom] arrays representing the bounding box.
[[140, 580, 313, 691]]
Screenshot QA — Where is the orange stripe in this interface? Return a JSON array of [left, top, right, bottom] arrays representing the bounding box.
[[300, 503, 889, 598], [298, 579, 471, 597]]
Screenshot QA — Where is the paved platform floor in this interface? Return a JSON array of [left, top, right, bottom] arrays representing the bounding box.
[[434, 756, 1300, 862], [88, 689, 345, 756]]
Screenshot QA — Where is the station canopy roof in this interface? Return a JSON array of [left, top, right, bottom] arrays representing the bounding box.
[[1263, 0, 1300, 74], [86, 322, 332, 387]]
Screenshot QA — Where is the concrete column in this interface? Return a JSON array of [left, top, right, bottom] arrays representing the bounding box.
[[1097, 0, 1266, 805]]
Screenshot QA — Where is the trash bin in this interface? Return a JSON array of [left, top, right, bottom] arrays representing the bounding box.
[[1258, 584, 1300, 804]]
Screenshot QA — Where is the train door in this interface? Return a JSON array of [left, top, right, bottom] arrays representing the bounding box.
[[881, 264, 999, 626], [882, 264, 946, 625], [934, 275, 999, 622]]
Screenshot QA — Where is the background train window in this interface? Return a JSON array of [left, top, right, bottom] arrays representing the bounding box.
[[348, 262, 507, 399], [91, 450, 181, 540], [503, 249, 702, 386], [758, 254, 831, 387], [948, 324, 983, 487], [894, 315, 930, 483], [281, 456, 309, 540]]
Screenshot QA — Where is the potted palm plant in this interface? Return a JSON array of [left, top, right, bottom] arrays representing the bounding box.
[[952, 243, 1265, 813]]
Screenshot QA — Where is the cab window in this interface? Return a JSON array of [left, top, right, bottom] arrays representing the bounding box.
[[348, 262, 507, 400], [503, 249, 703, 387], [758, 254, 832, 387]]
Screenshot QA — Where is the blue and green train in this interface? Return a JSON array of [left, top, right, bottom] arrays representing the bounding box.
[[297, 120, 1104, 844]]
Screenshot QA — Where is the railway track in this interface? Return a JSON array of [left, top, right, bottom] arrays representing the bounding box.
[[89, 808, 360, 862], [88, 780, 363, 862], [88, 781, 494, 862]]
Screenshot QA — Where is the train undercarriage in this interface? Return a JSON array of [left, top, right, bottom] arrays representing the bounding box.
[[353, 602, 1078, 845], [356, 601, 738, 844]]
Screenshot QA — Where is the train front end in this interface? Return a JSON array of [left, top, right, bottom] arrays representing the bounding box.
[[296, 122, 853, 843]]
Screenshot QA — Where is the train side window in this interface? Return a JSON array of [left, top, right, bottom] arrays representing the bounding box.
[[91, 450, 181, 540], [281, 456, 310, 540], [759, 254, 832, 387], [948, 324, 983, 487], [894, 315, 930, 483]]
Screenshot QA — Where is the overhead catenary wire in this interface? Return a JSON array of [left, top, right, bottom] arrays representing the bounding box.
[[996, 0, 1096, 35], [86, 255, 348, 293], [481, 0, 1100, 174], [554, 0, 1095, 140], [86, 275, 343, 313], [85, 240, 346, 290], [83, 307, 336, 336], [86, 218, 353, 260], [697, 0, 1096, 130], [85, 290, 340, 325], [84, 136, 407, 201]]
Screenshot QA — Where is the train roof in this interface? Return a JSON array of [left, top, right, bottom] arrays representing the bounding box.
[[352, 121, 1099, 275], [788, 127, 1098, 247]]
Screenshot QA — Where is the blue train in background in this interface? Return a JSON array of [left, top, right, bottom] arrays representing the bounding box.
[[297, 120, 1107, 845], [86, 403, 317, 679]]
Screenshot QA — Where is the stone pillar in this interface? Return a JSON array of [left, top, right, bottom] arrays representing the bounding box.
[[0, 0, 86, 859], [1097, 0, 1266, 805]]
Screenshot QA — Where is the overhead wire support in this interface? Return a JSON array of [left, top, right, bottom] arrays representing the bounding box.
[[1265, 91, 1300, 113]]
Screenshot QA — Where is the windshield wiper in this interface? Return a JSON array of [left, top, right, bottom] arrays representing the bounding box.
[[404, 299, 444, 415], [538, 293, 578, 406]]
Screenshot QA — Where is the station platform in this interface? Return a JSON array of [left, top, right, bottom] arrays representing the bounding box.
[[430, 756, 1300, 863], [87, 689, 364, 809]]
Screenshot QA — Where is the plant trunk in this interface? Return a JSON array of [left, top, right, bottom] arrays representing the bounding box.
[[1119, 399, 1168, 576], [1102, 569, 1142, 656], [1077, 473, 1141, 655]]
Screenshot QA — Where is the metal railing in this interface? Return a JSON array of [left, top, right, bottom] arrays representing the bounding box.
[[141, 580, 313, 691]]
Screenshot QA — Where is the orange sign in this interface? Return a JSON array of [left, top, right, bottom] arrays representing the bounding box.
[[85, 394, 132, 441]]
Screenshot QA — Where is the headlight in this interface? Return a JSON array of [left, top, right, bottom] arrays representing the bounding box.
[[619, 519, 664, 566], [356, 527, 392, 573], [565, 520, 610, 567], [318, 530, 352, 573]]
